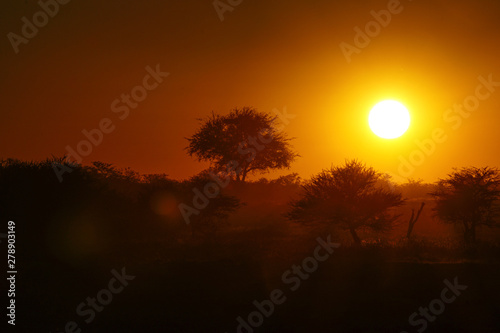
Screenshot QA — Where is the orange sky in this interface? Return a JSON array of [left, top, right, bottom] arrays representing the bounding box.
[[2, 0, 500, 182]]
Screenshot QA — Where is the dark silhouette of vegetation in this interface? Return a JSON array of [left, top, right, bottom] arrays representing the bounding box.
[[3, 157, 499, 254], [287, 160, 404, 245], [430, 166, 500, 245], [397, 178, 434, 199], [2, 156, 500, 332], [186, 107, 298, 182], [0, 158, 242, 260], [182, 170, 241, 237]]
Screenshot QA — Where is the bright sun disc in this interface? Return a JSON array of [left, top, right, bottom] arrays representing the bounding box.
[[368, 100, 411, 139]]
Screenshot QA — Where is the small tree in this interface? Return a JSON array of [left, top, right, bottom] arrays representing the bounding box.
[[186, 107, 298, 182], [287, 160, 404, 245], [430, 166, 500, 244]]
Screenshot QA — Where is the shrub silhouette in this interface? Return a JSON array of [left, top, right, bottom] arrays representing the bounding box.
[[430, 166, 500, 245], [179, 170, 241, 238], [287, 160, 404, 245]]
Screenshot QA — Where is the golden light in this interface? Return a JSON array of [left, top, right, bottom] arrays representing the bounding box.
[[368, 100, 411, 139]]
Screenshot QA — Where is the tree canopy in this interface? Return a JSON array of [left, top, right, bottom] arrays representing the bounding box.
[[186, 107, 298, 181], [287, 160, 404, 244], [430, 166, 500, 244]]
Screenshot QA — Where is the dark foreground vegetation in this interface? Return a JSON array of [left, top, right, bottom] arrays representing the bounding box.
[[1, 158, 500, 332]]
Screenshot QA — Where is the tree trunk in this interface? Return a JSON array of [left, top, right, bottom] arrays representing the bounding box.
[[235, 166, 247, 183], [349, 228, 362, 245]]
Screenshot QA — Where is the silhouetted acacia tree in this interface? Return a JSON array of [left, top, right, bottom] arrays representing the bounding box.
[[430, 166, 500, 244], [287, 160, 404, 245], [186, 107, 298, 182]]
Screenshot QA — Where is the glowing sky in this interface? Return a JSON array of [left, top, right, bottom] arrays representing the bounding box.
[[2, 0, 500, 182]]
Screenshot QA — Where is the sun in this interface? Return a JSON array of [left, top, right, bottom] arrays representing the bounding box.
[[368, 100, 411, 139]]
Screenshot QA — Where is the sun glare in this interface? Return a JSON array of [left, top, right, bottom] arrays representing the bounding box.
[[368, 100, 411, 139]]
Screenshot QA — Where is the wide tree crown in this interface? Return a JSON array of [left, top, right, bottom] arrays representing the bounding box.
[[186, 107, 297, 181], [287, 160, 403, 234], [431, 166, 500, 226]]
